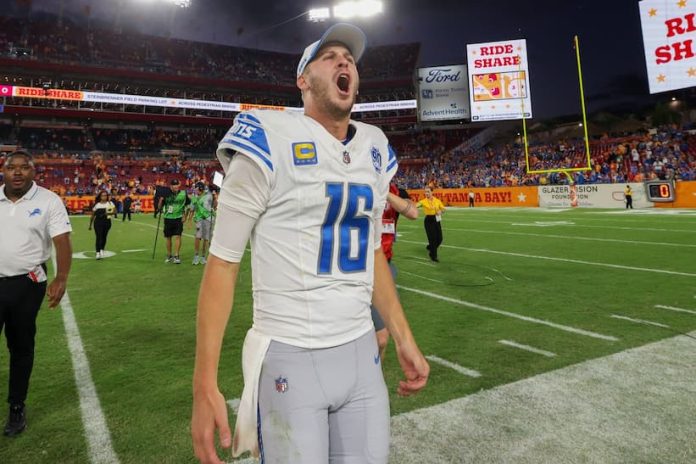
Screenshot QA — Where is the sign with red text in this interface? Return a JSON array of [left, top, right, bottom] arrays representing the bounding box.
[[466, 39, 532, 121], [640, 0, 696, 93]]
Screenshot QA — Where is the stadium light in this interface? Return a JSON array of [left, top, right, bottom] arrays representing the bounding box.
[[333, 1, 383, 19], [309, 8, 331, 22]]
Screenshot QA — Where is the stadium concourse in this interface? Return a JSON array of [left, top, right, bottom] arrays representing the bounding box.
[[1, 8, 696, 464]]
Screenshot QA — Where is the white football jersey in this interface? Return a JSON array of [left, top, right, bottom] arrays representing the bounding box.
[[217, 109, 397, 349]]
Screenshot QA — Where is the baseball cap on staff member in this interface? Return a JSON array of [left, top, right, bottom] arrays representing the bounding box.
[[296, 23, 367, 77]]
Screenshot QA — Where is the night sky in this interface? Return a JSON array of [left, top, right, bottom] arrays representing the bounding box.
[[14, 0, 655, 118]]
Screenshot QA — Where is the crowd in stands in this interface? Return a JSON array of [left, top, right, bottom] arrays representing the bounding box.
[[393, 125, 696, 188], [0, 14, 419, 86], [3, 124, 694, 197], [2, 121, 224, 155], [0, 150, 219, 201]]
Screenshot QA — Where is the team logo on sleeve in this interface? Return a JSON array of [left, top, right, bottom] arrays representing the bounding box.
[[275, 376, 289, 393], [292, 142, 318, 166], [370, 146, 382, 173]]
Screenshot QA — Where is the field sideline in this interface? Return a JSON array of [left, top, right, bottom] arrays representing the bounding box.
[[1, 207, 695, 463]]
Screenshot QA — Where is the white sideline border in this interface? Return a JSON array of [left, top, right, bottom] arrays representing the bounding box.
[[53, 254, 120, 464], [389, 331, 696, 463]]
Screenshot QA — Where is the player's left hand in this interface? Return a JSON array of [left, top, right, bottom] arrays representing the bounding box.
[[46, 277, 67, 309], [395, 340, 429, 397]]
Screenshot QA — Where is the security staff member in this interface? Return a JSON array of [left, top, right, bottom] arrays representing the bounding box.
[[416, 187, 446, 262], [624, 184, 633, 209], [0, 151, 72, 437]]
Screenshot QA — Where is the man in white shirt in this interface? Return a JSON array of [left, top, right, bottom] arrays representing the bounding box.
[[0, 151, 72, 437], [191, 23, 429, 464]]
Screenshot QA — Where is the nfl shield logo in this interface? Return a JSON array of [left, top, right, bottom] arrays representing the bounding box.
[[275, 376, 288, 393], [342, 151, 351, 164], [371, 147, 382, 173]]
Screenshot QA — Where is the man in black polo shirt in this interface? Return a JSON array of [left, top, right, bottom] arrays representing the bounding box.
[[0, 151, 73, 437]]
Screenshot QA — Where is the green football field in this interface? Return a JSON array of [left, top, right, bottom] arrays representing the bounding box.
[[1, 207, 695, 463]]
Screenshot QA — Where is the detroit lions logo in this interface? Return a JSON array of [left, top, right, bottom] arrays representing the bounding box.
[[28, 208, 41, 217], [371, 146, 382, 173]]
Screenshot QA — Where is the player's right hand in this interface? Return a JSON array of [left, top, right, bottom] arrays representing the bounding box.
[[191, 388, 232, 464]]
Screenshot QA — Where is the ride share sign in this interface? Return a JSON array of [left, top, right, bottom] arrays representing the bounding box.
[[466, 39, 532, 122], [640, 0, 696, 93]]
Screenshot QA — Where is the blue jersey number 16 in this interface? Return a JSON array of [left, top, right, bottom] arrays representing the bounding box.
[[318, 182, 374, 274]]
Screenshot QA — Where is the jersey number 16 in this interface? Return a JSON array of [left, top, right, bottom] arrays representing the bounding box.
[[318, 183, 373, 274]]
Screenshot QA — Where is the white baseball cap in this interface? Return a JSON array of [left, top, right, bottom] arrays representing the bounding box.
[[296, 23, 367, 77]]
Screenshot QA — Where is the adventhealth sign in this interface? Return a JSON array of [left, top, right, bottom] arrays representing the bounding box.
[[416, 65, 470, 122]]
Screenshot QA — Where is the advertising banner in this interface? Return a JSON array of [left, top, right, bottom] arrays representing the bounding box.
[[639, 0, 696, 94], [538, 183, 653, 208], [466, 39, 532, 121], [408, 186, 538, 207], [416, 65, 470, 121]]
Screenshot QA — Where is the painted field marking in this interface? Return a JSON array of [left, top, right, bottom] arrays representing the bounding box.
[[397, 285, 618, 341], [499, 340, 556, 358], [399, 240, 696, 278], [425, 355, 482, 378], [53, 255, 119, 464], [400, 270, 444, 283], [440, 217, 696, 234], [610, 314, 670, 328], [406, 256, 437, 267], [655, 304, 696, 316], [489, 267, 513, 281], [444, 227, 696, 249], [122, 249, 147, 253]]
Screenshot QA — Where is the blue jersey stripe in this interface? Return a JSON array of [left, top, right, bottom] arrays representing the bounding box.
[[387, 159, 398, 172], [221, 138, 274, 172], [387, 144, 397, 162]]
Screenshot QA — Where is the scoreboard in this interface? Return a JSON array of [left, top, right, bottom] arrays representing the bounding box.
[[644, 181, 675, 202]]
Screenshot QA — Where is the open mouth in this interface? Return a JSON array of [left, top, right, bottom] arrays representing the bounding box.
[[337, 73, 350, 93]]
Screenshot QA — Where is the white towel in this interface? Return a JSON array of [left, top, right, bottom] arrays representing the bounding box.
[[232, 327, 272, 458]]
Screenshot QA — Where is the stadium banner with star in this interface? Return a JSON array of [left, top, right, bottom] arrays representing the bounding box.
[[466, 39, 532, 122], [640, 0, 696, 93], [407, 186, 538, 207]]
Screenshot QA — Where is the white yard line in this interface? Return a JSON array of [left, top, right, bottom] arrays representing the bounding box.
[[406, 256, 437, 267], [610, 314, 670, 328], [425, 355, 482, 378], [53, 255, 119, 464], [439, 217, 696, 234], [400, 240, 696, 278], [399, 270, 444, 283], [655, 304, 696, 316], [498, 340, 556, 357], [443, 227, 696, 248], [397, 285, 618, 341]]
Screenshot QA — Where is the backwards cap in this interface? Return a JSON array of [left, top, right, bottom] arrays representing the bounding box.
[[296, 23, 366, 77]]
